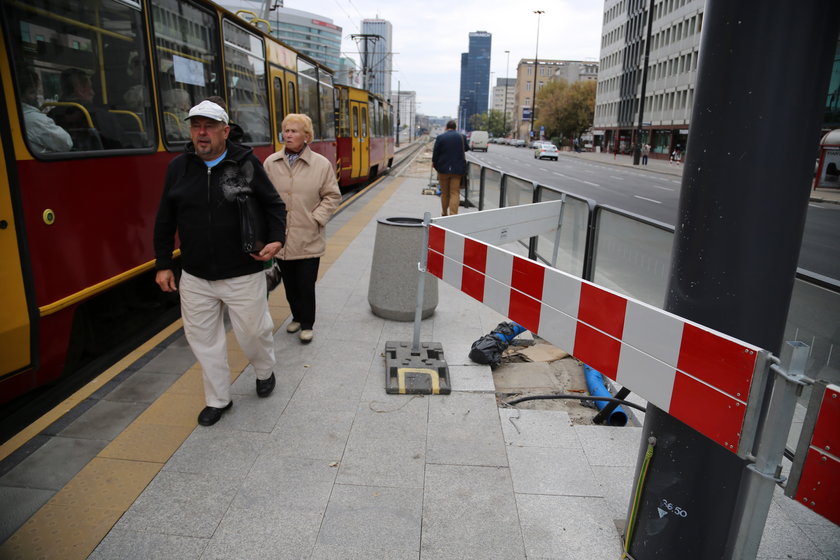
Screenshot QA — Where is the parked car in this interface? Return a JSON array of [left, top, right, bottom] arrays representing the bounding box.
[[510, 139, 526, 147], [534, 143, 559, 160]]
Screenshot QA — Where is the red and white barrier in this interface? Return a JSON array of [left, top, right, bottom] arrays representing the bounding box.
[[426, 221, 768, 454], [790, 383, 840, 525]]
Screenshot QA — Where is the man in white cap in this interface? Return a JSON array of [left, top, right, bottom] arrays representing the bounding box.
[[153, 99, 287, 426]]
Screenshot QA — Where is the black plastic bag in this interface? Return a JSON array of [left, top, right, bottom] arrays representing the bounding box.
[[468, 334, 507, 368]]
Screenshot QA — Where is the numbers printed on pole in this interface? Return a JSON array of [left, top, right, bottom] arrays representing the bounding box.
[[659, 498, 689, 518]]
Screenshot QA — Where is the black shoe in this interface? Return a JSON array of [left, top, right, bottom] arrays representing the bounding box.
[[256, 372, 276, 398], [198, 401, 232, 426]]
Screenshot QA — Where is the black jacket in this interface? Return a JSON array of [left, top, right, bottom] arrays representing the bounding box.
[[432, 129, 469, 175], [154, 141, 286, 280]]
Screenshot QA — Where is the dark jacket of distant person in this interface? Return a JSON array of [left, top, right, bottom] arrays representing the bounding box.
[[153, 140, 286, 280], [432, 129, 469, 175]]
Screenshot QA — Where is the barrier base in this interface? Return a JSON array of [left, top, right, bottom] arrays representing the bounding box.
[[384, 341, 450, 395]]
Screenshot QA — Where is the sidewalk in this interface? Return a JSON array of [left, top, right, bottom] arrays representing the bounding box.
[[560, 150, 840, 205], [77, 164, 835, 559]]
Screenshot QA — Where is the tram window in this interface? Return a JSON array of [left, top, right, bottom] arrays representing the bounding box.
[[352, 106, 359, 138], [361, 107, 368, 138], [319, 73, 336, 140], [273, 76, 285, 143], [4, 0, 154, 155], [223, 20, 270, 144], [287, 81, 296, 113], [337, 88, 350, 138], [297, 59, 320, 139], [151, 0, 222, 145]]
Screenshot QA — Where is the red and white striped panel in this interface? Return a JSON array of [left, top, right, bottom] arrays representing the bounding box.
[[793, 384, 840, 526], [427, 224, 763, 453]]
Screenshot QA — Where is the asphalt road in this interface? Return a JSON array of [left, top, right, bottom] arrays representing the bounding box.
[[469, 144, 840, 281]]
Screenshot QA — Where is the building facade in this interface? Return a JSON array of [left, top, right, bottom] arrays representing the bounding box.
[[458, 31, 492, 133], [491, 78, 516, 136], [360, 18, 393, 102], [512, 59, 599, 140], [394, 90, 416, 143], [593, 0, 704, 157], [218, 2, 343, 70]]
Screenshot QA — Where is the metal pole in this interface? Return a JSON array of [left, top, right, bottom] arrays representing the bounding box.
[[412, 212, 432, 353], [529, 10, 543, 143], [632, 0, 655, 166], [628, 2, 840, 558], [396, 80, 400, 147], [504, 50, 510, 138]]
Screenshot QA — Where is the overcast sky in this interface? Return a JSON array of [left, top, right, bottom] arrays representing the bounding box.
[[239, 0, 605, 117]]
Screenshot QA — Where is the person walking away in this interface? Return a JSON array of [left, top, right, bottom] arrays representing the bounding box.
[[641, 143, 650, 165], [154, 100, 286, 426], [432, 120, 469, 216], [263, 113, 340, 344]]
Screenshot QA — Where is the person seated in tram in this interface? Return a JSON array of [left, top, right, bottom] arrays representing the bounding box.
[[48, 68, 124, 149], [19, 68, 73, 153]]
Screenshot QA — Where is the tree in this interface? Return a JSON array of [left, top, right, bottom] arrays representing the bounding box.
[[468, 110, 509, 138], [536, 79, 596, 143]]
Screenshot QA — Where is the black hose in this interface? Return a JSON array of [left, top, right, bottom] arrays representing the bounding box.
[[504, 393, 646, 412]]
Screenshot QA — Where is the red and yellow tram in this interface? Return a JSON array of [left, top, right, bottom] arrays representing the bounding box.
[[0, 0, 394, 405]]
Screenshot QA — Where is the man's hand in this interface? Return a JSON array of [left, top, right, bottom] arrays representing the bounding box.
[[251, 241, 282, 262], [156, 269, 177, 292]]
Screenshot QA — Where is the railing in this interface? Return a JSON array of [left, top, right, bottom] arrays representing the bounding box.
[[464, 160, 840, 456]]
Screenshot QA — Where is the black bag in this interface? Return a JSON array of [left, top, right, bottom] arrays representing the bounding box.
[[220, 160, 266, 253], [265, 259, 282, 292], [468, 334, 506, 368], [237, 192, 266, 254]]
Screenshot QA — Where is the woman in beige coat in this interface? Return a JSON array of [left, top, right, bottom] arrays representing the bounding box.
[[264, 114, 341, 343]]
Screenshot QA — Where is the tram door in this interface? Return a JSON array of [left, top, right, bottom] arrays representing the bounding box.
[[271, 67, 297, 149], [350, 100, 369, 180], [0, 121, 32, 378]]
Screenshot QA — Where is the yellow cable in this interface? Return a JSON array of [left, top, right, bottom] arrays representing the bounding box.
[[622, 436, 656, 559]]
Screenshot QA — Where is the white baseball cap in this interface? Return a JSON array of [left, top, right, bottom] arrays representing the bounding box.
[[185, 100, 229, 124]]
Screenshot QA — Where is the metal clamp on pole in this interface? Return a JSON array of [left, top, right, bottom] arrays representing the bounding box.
[[728, 341, 811, 559]]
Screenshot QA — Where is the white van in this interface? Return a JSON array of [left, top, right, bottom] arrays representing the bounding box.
[[469, 130, 489, 152]]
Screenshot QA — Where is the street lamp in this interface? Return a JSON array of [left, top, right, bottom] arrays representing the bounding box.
[[529, 10, 544, 143], [633, 0, 655, 165], [504, 50, 510, 138]]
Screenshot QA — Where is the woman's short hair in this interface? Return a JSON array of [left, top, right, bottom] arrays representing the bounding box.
[[282, 113, 314, 142]]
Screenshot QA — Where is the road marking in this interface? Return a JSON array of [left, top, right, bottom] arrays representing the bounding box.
[[651, 185, 675, 191], [634, 195, 662, 204], [610, 176, 625, 180], [539, 168, 549, 172], [552, 171, 601, 187], [671, 180, 681, 184]]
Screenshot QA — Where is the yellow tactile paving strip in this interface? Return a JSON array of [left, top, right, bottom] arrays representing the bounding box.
[[0, 176, 405, 560]]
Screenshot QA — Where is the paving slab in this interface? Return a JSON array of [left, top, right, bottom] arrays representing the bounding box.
[[516, 493, 624, 559], [421, 463, 525, 560]]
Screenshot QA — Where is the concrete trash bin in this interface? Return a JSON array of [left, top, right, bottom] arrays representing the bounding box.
[[368, 217, 438, 321]]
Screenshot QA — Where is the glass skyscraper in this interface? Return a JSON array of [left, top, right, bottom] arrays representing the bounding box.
[[360, 19, 393, 102], [458, 31, 491, 132]]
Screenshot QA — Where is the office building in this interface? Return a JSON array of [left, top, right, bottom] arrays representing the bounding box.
[[394, 90, 416, 143], [360, 18, 393, 101], [457, 31, 492, 132], [492, 78, 516, 136], [219, 2, 342, 70], [512, 59, 598, 140], [593, 0, 704, 157]]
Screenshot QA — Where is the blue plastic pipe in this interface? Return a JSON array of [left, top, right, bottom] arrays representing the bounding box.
[[582, 364, 628, 427]]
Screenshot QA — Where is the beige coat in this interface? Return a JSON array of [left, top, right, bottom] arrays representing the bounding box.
[[264, 145, 341, 260]]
